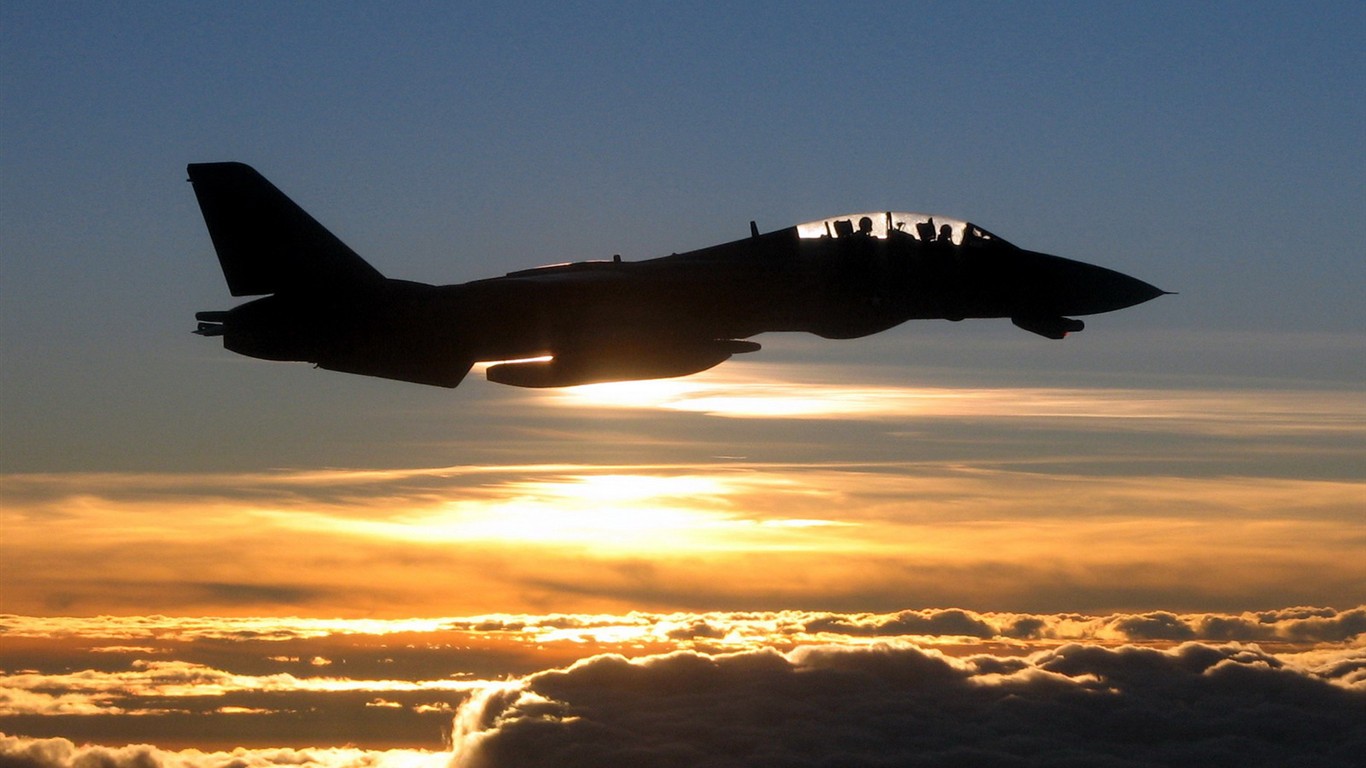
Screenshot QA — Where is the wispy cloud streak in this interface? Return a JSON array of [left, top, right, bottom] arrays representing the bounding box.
[[545, 369, 1365, 435], [1, 660, 488, 716]]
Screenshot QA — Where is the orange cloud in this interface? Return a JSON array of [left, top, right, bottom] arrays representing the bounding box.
[[4, 372, 1361, 616], [2, 459, 1362, 615]]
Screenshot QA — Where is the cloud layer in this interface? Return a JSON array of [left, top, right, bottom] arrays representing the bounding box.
[[6, 605, 1363, 647], [6, 635, 1363, 767], [452, 641, 1366, 767], [4, 608, 1362, 763], [5, 458, 1364, 616]]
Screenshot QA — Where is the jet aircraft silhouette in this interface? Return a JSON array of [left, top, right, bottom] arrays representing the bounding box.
[[189, 162, 1165, 388]]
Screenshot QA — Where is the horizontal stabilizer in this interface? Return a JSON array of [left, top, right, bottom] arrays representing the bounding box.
[[187, 162, 384, 297]]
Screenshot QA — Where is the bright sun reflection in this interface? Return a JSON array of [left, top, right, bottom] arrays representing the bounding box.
[[550, 375, 1018, 418], [547, 370, 1366, 433]]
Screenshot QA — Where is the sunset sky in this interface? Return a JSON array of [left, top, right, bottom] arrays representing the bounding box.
[[2, 2, 1363, 765]]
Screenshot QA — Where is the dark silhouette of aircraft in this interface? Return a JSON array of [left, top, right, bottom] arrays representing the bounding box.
[[189, 162, 1166, 388]]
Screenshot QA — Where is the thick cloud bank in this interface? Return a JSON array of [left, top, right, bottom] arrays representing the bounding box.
[[3, 610, 1363, 767], [452, 641, 1366, 768], [795, 605, 1366, 643]]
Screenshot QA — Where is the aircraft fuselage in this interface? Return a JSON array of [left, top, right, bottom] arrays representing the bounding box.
[[189, 163, 1164, 388]]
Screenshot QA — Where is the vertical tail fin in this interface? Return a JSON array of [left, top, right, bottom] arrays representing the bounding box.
[[187, 162, 384, 296]]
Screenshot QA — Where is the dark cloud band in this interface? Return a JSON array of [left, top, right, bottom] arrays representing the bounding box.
[[453, 641, 1366, 768]]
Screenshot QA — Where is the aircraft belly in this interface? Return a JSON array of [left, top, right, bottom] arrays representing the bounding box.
[[444, 271, 767, 362]]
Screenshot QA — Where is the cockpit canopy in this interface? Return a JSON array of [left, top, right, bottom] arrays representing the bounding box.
[[795, 211, 1009, 247]]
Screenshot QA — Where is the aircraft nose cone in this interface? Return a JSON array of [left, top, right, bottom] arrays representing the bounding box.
[[1086, 267, 1166, 311], [1020, 251, 1167, 316]]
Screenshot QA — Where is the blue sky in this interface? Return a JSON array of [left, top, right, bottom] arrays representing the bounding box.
[[4, 2, 1362, 474]]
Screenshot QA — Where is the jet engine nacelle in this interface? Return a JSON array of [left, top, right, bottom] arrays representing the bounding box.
[[486, 340, 760, 388], [1011, 315, 1085, 339]]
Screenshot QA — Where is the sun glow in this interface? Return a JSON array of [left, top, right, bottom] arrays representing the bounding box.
[[259, 472, 853, 553], [543, 368, 1366, 431]]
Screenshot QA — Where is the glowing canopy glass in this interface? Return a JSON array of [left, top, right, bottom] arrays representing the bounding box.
[[795, 211, 1007, 247]]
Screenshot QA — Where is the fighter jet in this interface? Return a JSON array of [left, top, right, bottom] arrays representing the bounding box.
[[189, 162, 1165, 388]]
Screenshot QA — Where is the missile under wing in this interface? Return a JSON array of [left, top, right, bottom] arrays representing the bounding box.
[[188, 162, 1166, 388]]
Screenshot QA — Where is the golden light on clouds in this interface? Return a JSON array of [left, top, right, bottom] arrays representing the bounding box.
[[4, 607, 1362, 755], [3, 374, 1362, 616], [4, 460, 1363, 616], [250, 471, 854, 554], [547, 366, 1365, 434]]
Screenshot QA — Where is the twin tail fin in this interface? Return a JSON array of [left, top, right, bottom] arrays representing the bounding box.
[[187, 162, 384, 297]]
